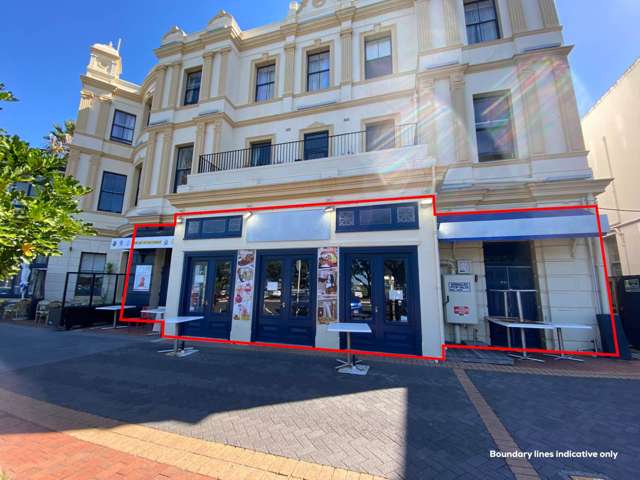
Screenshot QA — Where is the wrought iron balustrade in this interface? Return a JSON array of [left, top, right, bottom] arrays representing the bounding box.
[[198, 123, 417, 174]]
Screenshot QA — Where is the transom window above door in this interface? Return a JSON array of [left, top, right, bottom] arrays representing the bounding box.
[[307, 50, 330, 92]]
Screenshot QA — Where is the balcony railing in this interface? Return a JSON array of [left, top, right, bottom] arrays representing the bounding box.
[[198, 123, 417, 174]]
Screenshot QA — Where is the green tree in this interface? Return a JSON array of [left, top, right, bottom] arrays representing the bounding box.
[[0, 85, 93, 280], [0, 83, 17, 107]]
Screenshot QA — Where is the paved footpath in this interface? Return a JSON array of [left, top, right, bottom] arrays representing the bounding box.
[[0, 322, 638, 480]]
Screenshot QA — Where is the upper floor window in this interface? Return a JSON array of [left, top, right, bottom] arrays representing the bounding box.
[[464, 0, 500, 44], [97, 171, 127, 213], [144, 98, 153, 126], [250, 140, 272, 167], [473, 93, 515, 162], [255, 64, 276, 102], [174, 145, 194, 193], [184, 70, 202, 106], [110, 110, 136, 145], [365, 35, 392, 79], [303, 131, 330, 160], [307, 50, 330, 92], [365, 120, 395, 151], [133, 165, 142, 207]]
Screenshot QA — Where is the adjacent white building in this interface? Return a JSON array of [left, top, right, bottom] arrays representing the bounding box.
[[20, 0, 612, 357]]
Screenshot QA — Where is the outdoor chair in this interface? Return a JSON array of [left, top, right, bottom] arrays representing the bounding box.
[[3, 299, 30, 321]]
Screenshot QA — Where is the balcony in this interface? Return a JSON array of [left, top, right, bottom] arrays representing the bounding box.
[[198, 124, 418, 173]]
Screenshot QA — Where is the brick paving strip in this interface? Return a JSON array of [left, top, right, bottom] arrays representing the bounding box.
[[453, 369, 541, 480], [0, 387, 384, 480]]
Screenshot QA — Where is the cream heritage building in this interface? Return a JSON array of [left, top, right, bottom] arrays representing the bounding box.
[[36, 0, 613, 357]]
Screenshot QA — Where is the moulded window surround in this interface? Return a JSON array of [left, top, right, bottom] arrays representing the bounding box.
[[362, 115, 399, 152], [110, 110, 136, 145], [250, 55, 280, 104], [464, 0, 501, 45], [183, 69, 202, 106], [360, 27, 398, 82], [473, 92, 516, 162], [298, 124, 334, 160], [301, 41, 334, 93]]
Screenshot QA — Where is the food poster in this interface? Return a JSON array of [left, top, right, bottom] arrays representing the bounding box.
[[133, 265, 152, 292], [232, 250, 256, 321], [317, 247, 338, 324]]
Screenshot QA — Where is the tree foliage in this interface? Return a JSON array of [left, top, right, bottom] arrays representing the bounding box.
[[0, 83, 17, 108], [0, 85, 93, 280]]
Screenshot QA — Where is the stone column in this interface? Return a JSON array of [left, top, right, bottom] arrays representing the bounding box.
[[508, 0, 527, 35], [66, 148, 81, 178], [200, 52, 216, 101], [95, 96, 112, 139], [551, 56, 586, 152], [340, 28, 353, 85], [141, 131, 157, 198], [416, 0, 432, 52], [283, 43, 296, 96], [443, 0, 460, 46], [192, 122, 206, 175], [81, 155, 101, 210], [517, 62, 546, 156], [167, 62, 182, 109], [450, 72, 469, 162], [151, 65, 168, 111], [156, 130, 173, 196], [539, 0, 560, 28], [217, 48, 231, 97], [76, 92, 93, 133], [417, 76, 438, 156]]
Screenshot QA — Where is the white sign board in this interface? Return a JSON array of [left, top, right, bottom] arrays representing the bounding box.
[[110, 236, 174, 250], [133, 265, 153, 292]]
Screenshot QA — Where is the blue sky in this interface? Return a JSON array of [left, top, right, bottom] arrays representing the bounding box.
[[1, 0, 638, 145]]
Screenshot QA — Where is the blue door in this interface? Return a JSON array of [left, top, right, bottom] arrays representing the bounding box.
[[340, 247, 421, 355], [254, 250, 316, 346], [181, 252, 235, 339]]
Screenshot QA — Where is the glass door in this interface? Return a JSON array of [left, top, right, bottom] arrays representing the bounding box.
[[342, 248, 420, 354], [181, 253, 235, 339], [255, 251, 316, 346]]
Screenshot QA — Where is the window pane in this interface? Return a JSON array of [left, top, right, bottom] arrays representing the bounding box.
[[262, 260, 283, 316], [350, 258, 372, 322], [188, 262, 208, 313], [478, 0, 497, 21], [212, 261, 231, 314], [251, 142, 272, 166], [464, 3, 480, 24], [384, 259, 409, 323], [366, 121, 395, 151], [290, 259, 310, 317], [365, 56, 392, 79], [303, 131, 329, 160], [479, 21, 498, 42], [359, 207, 392, 226], [378, 38, 391, 57], [202, 218, 226, 234], [308, 51, 329, 73]]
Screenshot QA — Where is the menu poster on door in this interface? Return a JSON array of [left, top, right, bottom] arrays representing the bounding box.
[[133, 265, 152, 292], [232, 250, 256, 321], [317, 247, 338, 324]]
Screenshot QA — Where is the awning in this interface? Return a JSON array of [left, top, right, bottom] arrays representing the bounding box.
[[438, 209, 609, 242]]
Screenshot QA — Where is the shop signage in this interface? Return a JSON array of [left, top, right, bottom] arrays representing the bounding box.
[[110, 236, 174, 250], [317, 247, 339, 324]]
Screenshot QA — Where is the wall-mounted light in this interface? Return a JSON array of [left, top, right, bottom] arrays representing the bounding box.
[[244, 211, 253, 219], [176, 216, 184, 224], [420, 198, 433, 206], [324, 206, 335, 213]]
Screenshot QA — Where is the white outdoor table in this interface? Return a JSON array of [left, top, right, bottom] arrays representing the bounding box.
[[95, 305, 136, 329], [141, 307, 166, 336], [328, 322, 373, 375], [487, 317, 594, 362], [158, 316, 203, 357]]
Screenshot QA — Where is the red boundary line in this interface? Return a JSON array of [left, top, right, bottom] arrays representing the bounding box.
[[117, 194, 620, 362]]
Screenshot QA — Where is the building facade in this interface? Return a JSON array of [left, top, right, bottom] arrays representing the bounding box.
[[42, 0, 611, 357], [583, 59, 640, 277]]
